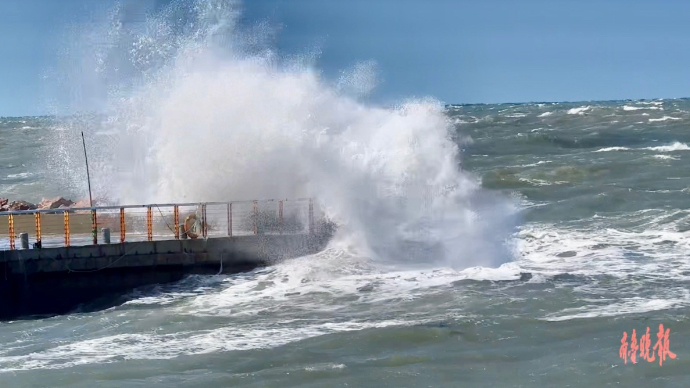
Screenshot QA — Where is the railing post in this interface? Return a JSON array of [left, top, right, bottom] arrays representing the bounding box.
[[227, 203, 232, 236], [8, 214, 15, 250], [201, 204, 208, 238], [253, 200, 258, 235], [35, 213, 42, 246], [308, 198, 314, 235], [91, 209, 98, 245], [279, 200, 284, 234], [64, 211, 70, 247], [146, 206, 153, 241], [120, 207, 126, 243], [174, 205, 180, 239]]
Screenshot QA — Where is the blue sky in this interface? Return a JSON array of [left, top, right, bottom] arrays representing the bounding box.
[[1, 0, 690, 116]]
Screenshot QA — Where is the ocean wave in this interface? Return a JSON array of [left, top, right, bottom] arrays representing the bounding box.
[[509, 160, 552, 168], [623, 105, 662, 111], [648, 116, 681, 122], [542, 297, 686, 321], [581, 141, 687, 154], [537, 112, 553, 117], [594, 147, 630, 152], [518, 217, 690, 278], [0, 248, 523, 373], [652, 154, 679, 160], [6, 172, 33, 179], [0, 318, 424, 372], [519, 178, 553, 186], [44, 0, 517, 271], [567, 106, 590, 115], [652, 155, 680, 160], [646, 142, 690, 152], [623, 105, 642, 111], [525, 132, 650, 150]]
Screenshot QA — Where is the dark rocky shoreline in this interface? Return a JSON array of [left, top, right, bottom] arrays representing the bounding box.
[[0, 197, 91, 212]]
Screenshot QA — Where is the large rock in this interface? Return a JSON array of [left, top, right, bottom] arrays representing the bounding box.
[[0, 198, 7, 212], [37, 197, 75, 209], [8, 200, 37, 211], [71, 199, 92, 208]]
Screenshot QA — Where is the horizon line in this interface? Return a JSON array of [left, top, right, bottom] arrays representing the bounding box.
[[2, 96, 689, 119]]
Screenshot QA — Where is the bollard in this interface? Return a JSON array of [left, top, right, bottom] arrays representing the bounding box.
[[101, 228, 111, 244], [19, 233, 29, 250]]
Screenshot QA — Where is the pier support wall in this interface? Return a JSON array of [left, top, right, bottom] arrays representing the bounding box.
[[0, 233, 327, 319]]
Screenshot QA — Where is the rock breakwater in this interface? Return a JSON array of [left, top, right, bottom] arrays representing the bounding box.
[[0, 197, 92, 212]]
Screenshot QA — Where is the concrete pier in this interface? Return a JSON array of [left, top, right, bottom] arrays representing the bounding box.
[[0, 198, 331, 320], [0, 231, 331, 320]]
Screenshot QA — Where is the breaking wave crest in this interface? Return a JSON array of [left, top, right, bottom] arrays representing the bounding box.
[[46, 0, 517, 269]]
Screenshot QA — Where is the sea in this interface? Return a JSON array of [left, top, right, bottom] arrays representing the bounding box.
[[2, 99, 690, 387], [1, 0, 690, 386]]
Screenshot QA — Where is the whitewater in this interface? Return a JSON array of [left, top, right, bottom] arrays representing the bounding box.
[[1, 0, 690, 387]]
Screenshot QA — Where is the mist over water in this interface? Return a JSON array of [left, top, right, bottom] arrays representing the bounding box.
[[44, 0, 517, 269]]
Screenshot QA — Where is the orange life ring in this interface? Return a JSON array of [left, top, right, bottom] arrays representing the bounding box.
[[184, 214, 202, 239]]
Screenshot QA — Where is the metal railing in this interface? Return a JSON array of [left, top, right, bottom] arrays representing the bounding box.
[[0, 198, 318, 250]]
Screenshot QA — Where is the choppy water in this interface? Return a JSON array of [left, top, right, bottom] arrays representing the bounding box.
[[0, 116, 61, 203], [2, 99, 690, 386]]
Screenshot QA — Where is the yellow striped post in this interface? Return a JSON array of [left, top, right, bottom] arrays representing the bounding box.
[[64, 211, 70, 247], [120, 207, 126, 243], [146, 206, 153, 241], [35, 213, 42, 245], [91, 209, 98, 245], [174, 205, 180, 239], [8, 214, 15, 250]]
